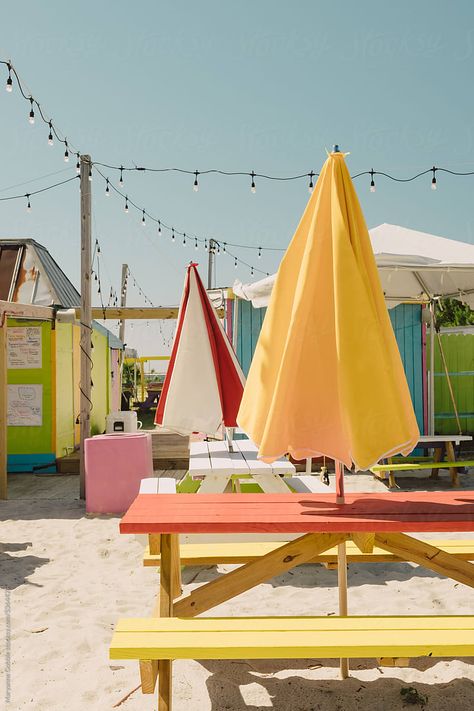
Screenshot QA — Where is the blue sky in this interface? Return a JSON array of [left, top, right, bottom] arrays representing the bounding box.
[[2, 1, 474, 354]]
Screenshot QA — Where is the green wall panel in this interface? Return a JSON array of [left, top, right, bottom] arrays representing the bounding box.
[[91, 328, 109, 435], [432, 332, 474, 434], [7, 319, 53, 455], [55, 323, 75, 457]]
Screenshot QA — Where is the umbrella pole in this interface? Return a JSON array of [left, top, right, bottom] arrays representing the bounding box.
[[335, 460, 349, 678]]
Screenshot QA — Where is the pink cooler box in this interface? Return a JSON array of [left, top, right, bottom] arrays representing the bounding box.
[[84, 432, 153, 514]]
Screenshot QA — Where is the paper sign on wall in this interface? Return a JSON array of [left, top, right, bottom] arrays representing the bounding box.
[[7, 384, 43, 426], [7, 327, 42, 369]]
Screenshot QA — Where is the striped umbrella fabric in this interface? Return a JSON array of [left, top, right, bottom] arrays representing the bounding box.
[[155, 263, 245, 436]]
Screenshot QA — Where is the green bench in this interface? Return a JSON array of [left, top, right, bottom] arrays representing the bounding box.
[[371, 460, 474, 489]]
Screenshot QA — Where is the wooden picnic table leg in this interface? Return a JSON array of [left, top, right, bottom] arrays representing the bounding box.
[[158, 533, 175, 711], [446, 441, 460, 487], [429, 444, 443, 479], [197, 473, 232, 493], [337, 541, 349, 679]]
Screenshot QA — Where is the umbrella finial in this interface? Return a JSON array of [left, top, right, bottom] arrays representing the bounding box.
[[333, 144, 340, 153]]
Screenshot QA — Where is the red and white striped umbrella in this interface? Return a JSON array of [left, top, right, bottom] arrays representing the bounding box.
[[155, 263, 245, 436]]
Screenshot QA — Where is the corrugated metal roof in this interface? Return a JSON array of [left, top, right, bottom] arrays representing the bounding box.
[[0, 238, 122, 347]]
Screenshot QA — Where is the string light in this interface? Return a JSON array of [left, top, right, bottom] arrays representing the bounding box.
[[5, 63, 12, 92], [431, 166, 437, 191], [119, 166, 124, 186], [26, 194, 31, 212], [258, 247, 262, 259], [88, 165, 92, 181], [251, 266, 254, 276], [171, 228, 175, 242], [223, 243, 227, 253], [64, 141, 69, 162], [48, 121, 54, 146], [308, 171, 315, 193], [370, 169, 376, 193], [141, 209, 146, 226], [158, 220, 162, 236], [28, 97, 35, 124], [194, 237, 198, 250], [204, 238, 208, 250], [183, 233, 186, 246], [124, 196, 129, 213], [76, 153, 80, 174], [251, 171, 256, 194], [105, 178, 110, 196], [193, 170, 199, 192], [234, 257, 237, 269]]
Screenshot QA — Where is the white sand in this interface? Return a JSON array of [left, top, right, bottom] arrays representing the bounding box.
[[1, 471, 474, 710]]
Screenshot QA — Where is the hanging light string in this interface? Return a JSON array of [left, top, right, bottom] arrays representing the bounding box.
[[126, 266, 176, 348], [5, 61, 474, 194], [0, 174, 79, 206], [1, 60, 79, 157], [94, 166, 270, 276]]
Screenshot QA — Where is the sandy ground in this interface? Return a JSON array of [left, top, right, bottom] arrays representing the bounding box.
[[1, 470, 474, 710]]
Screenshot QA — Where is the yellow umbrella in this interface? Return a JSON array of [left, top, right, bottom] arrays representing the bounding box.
[[237, 148, 420, 500]]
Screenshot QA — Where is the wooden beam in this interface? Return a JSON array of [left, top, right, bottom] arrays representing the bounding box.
[[80, 307, 179, 320], [375, 532, 474, 588], [80, 155, 92, 500], [173, 532, 348, 618], [0, 322, 7, 499], [0, 300, 54, 321], [79, 306, 224, 320]]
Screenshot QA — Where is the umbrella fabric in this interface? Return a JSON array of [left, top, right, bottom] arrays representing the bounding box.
[[237, 151, 420, 472], [155, 263, 245, 436]]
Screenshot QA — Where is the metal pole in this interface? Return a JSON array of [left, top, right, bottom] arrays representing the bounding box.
[[80, 155, 92, 500], [207, 239, 215, 290]]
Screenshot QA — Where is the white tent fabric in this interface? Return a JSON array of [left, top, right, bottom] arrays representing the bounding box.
[[234, 224, 474, 309]]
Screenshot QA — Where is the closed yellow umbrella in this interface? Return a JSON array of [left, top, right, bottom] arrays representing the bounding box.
[[237, 148, 419, 499]]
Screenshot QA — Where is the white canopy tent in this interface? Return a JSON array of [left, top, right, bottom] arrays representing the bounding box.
[[233, 224, 474, 434]]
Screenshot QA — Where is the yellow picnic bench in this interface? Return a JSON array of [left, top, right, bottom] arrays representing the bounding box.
[[371, 460, 474, 489]]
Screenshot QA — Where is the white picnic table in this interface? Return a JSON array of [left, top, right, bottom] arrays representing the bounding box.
[[189, 439, 296, 493]]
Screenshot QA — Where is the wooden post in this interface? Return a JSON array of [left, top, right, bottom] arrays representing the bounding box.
[[0, 320, 7, 499], [118, 263, 128, 347], [80, 155, 92, 500]]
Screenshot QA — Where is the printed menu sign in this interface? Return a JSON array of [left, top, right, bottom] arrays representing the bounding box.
[[7, 327, 42, 369], [7, 384, 43, 426]]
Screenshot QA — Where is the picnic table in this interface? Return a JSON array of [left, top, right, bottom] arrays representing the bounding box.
[[189, 439, 296, 493], [372, 434, 473, 488], [111, 491, 474, 709]]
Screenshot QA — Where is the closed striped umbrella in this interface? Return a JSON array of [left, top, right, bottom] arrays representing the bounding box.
[[155, 263, 245, 436]]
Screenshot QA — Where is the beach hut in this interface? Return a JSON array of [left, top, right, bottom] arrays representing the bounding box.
[[233, 223, 474, 436], [0, 238, 122, 474]]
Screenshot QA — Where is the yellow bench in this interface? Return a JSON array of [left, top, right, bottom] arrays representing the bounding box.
[[110, 615, 474, 703], [371, 460, 474, 489], [143, 538, 474, 568]]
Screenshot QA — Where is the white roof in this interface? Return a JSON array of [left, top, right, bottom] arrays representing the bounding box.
[[234, 224, 474, 309]]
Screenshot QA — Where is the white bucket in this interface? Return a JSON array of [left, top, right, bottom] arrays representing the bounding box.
[[106, 411, 143, 434]]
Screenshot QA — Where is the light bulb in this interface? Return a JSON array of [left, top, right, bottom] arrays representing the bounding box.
[[431, 178, 437, 191], [158, 221, 162, 235], [76, 154, 80, 174], [234, 257, 237, 269], [48, 122, 54, 146], [193, 170, 199, 192], [105, 179, 110, 196], [172, 229, 175, 242], [370, 182, 376, 193], [308, 171, 314, 193], [6, 67, 12, 92], [194, 238, 198, 250], [64, 144, 69, 162], [124, 197, 129, 213], [183, 233, 187, 246], [250, 171, 256, 194], [26, 195, 31, 212], [88, 167, 92, 181], [28, 99, 35, 124], [142, 210, 146, 226], [258, 247, 262, 259], [119, 167, 124, 186]]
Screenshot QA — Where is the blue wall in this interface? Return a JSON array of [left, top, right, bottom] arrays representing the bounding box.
[[237, 299, 424, 432]]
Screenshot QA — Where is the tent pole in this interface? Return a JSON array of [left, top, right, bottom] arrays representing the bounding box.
[[429, 301, 435, 435], [436, 329, 462, 435], [335, 460, 349, 678]]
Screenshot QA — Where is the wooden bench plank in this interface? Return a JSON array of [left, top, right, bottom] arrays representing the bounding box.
[[143, 539, 474, 567], [372, 461, 474, 472], [110, 615, 474, 661]]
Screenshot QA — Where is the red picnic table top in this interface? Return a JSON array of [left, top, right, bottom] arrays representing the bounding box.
[[120, 491, 474, 534]]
